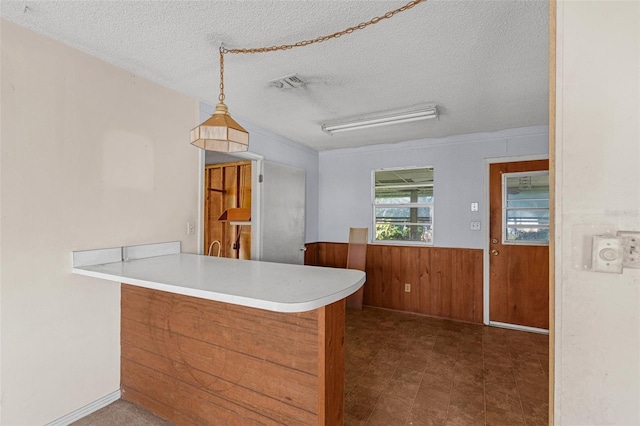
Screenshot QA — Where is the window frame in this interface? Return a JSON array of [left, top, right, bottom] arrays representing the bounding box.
[[371, 166, 434, 246], [501, 170, 550, 246]]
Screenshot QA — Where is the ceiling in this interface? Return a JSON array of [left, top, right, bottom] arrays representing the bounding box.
[[1, 0, 549, 151]]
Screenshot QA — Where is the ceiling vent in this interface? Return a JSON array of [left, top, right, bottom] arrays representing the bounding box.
[[268, 74, 306, 89]]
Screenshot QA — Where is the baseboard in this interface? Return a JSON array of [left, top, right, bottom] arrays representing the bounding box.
[[490, 321, 549, 335], [363, 305, 483, 325], [45, 389, 121, 426]]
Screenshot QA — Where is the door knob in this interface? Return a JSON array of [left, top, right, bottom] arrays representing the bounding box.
[[300, 246, 307, 252], [491, 249, 499, 256]]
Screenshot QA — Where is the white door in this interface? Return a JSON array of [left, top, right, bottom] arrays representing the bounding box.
[[260, 161, 305, 264]]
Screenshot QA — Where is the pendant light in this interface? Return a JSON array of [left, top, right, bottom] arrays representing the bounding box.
[[191, 47, 249, 152], [190, 0, 426, 152]]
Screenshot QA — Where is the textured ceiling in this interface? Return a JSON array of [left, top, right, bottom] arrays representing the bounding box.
[[1, 0, 549, 151]]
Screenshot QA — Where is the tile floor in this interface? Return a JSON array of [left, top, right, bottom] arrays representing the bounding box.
[[76, 307, 549, 426], [344, 307, 549, 426]]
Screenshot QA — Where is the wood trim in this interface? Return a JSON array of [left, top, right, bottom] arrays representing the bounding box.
[[317, 305, 327, 426], [317, 299, 345, 426], [121, 284, 345, 425], [549, 0, 557, 423], [305, 243, 483, 323]]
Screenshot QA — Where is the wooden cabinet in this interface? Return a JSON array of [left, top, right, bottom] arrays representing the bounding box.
[[204, 161, 251, 259]]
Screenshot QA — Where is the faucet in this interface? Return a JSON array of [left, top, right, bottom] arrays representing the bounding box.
[[208, 240, 222, 257]]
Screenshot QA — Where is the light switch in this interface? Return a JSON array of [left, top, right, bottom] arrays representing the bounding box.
[[617, 231, 640, 269], [470, 221, 481, 231], [471, 202, 479, 212]]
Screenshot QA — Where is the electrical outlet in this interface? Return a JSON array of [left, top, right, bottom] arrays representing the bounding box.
[[470, 221, 481, 231], [186, 222, 195, 235], [617, 231, 640, 269], [404, 283, 411, 292], [592, 235, 624, 273]]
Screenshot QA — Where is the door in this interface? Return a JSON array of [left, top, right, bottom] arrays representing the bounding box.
[[489, 160, 549, 330], [260, 161, 305, 264]]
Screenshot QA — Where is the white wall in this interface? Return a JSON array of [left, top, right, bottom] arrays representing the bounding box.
[[200, 104, 319, 242], [0, 20, 200, 425], [204, 151, 240, 165], [318, 126, 548, 246], [555, 2, 640, 424]]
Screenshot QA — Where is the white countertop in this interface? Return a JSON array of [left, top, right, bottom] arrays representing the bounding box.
[[72, 253, 366, 313]]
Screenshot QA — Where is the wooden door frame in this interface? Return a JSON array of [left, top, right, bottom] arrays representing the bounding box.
[[197, 150, 264, 260], [482, 154, 550, 329]]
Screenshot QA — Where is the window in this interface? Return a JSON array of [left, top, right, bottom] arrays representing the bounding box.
[[373, 167, 434, 244], [502, 171, 549, 244]]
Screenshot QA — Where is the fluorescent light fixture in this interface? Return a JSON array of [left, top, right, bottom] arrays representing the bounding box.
[[321, 106, 438, 134]]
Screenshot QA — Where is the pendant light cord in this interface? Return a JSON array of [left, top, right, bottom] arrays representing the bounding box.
[[216, 0, 425, 103], [219, 47, 225, 102], [222, 0, 425, 55]]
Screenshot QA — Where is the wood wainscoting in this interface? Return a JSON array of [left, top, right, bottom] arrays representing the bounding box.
[[306, 243, 483, 324], [121, 284, 345, 425]]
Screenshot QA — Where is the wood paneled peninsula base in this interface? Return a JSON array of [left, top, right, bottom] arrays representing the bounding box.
[[72, 247, 364, 425], [121, 284, 345, 425]]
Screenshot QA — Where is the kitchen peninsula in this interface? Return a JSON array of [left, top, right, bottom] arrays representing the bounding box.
[[72, 242, 365, 425]]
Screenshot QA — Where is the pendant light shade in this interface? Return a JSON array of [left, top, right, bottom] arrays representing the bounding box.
[[191, 102, 249, 152]]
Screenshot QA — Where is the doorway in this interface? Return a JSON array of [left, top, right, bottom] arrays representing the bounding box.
[[198, 150, 264, 259], [486, 159, 550, 332], [203, 160, 252, 259], [197, 150, 306, 264]]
